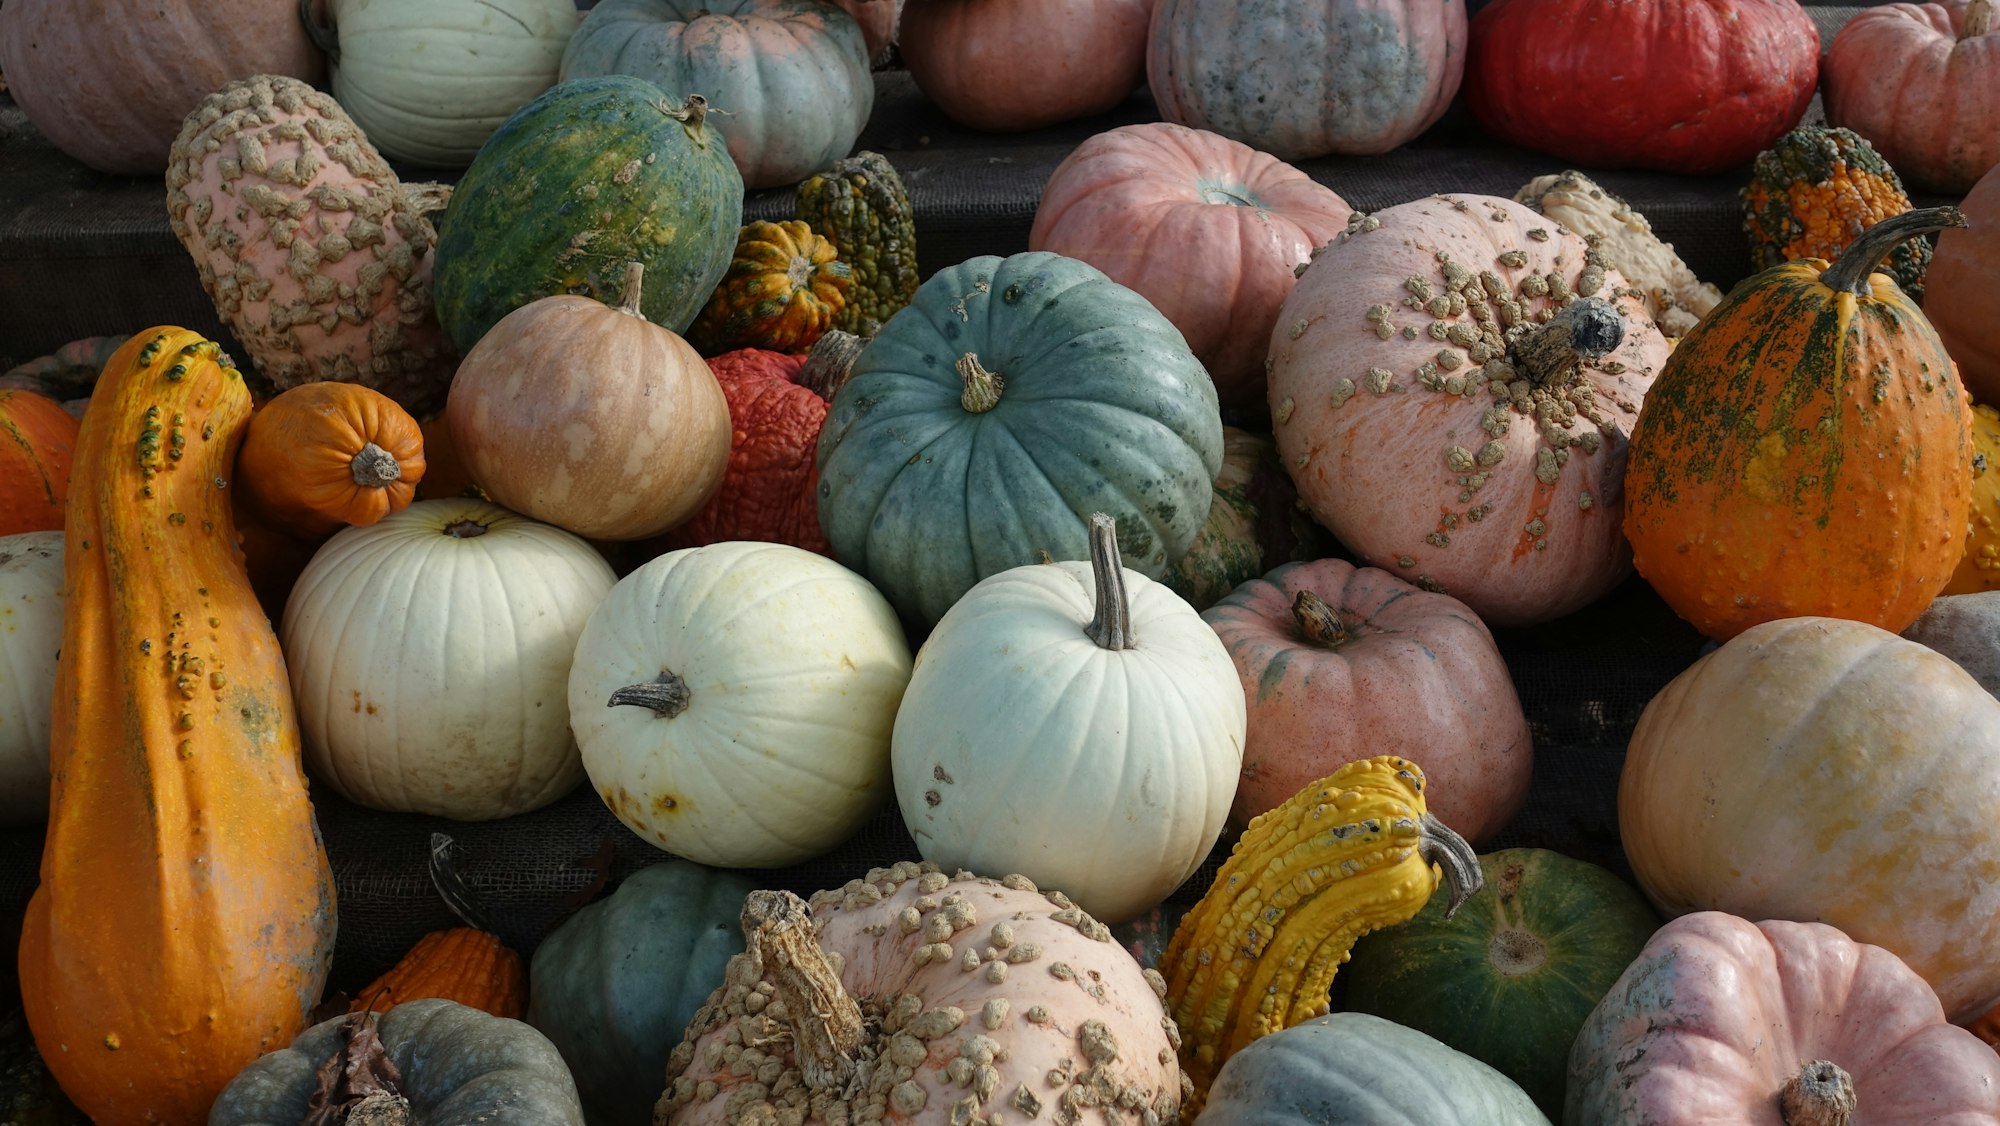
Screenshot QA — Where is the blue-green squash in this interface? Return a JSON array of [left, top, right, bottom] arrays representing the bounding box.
[[431, 75, 744, 354], [814, 251, 1224, 626]]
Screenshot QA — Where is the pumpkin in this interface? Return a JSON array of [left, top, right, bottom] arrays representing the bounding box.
[[1742, 125, 1931, 303], [280, 497, 618, 820], [527, 860, 756, 1126], [1462, 0, 1819, 175], [349, 834, 527, 1021], [568, 540, 914, 868], [445, 263, 731, 542], [235, 381, 426, 541], [1902, 592, 2000, 699], [1202, 558, 1531, 843], [816, 251, 1224, 627], [0, 532, 63, 826], [1161, 427, 1335, 612], [1928, 162, 2000, 405], [1513, 171, 1722, 338], [1342, 848, 1660, 1117], [1028, 122, 1354, 411], [1620, 616, 2000, 1023], [0, 335, 128, 418], [899, 0, 1154, 132], [688, 220, 853, 356], [1162, 755, 1481, 1113], [794, 151, 920, 337], [829, 0, 902, 65], [1567, 912, 2000, 1124], [209, 1001, 585, 1124], [1824, 0, 2000, 195], [657, 864, 1184, 1125], [0, 0, 320, 175], [1945, 402, 2000, 594], [411, 412, 479, 502], [431, 75, 744, 353], [1266, 195, 1668, 628], [1148, 0, 1468, 161], [18, 328, 337, 1125], [0, 390, 79, 537], [1197, 1012, 1551, 1126], [231, 505, 329, 628], [1622, 207, 1972, 642], [300, 0, 582, 168], [559, 0, 873, 190], [892, 514, 1244, 924]]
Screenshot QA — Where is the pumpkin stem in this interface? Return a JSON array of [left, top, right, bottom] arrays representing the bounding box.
[[616, 262, 647, 319], [1511, 296, 1625, 387], [608, 670, 691, 719], [442, 519, 487, 539], [397, 181, 453, 222], [1820, 207, 1968, 296], [1419, 812, 1482, 919], [1780, 1059, 1857, 1126], [1291, 590, 1350, 647], [1084, 512, 1134, 651], [298, 0, 340, 64], [428, 833, 495, 934], [956, 352, 1004, 413], [344, 1091, 415, 1125], [350, 442, 403, 489], [798, 330, 865, 401], [665, 94, 714, 145], [1967, 0, 1992, 38], [740, 889, 865, 1090]]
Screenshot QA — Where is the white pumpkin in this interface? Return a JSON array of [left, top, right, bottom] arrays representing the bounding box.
[[891, 513, 1246, 925], [0, 532, 63, 825], [567, 540, 913, 868], [281, 498, 616, 820], [311, 0, 583, 168]]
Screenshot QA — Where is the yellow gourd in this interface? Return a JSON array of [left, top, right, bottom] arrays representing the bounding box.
[[1946, 401, 2000, 594]]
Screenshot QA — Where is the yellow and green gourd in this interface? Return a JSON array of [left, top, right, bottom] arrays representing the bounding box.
[[795, 150, 920, 336]]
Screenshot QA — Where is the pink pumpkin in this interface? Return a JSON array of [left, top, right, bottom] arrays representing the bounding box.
[[1569, 912, 2000, 1123], [1824, 0, 2000, 194], [1030, 123, 1353, 413], [898, 0, 1156, 131], [1929, 162, 2000, 404], [1201, 558, 1531, 843]]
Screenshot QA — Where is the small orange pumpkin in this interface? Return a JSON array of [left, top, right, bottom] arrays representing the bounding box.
[[237, 382, 425, 539], [350, 833, 526, 1020], [0, 389, 81, 537]]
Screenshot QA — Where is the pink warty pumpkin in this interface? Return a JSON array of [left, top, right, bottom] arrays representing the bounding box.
[[898, 0, 1156, 132], [1030, 123, 1353, 413], [1824, 0, 2000, 194]]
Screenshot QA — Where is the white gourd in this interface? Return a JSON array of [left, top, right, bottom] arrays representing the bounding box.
[[0, 532, 63, 825]]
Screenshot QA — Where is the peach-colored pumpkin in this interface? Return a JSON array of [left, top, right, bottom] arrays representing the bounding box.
[[898, 0, 1156, 131], [1929, 162, 2000, 405], [1824, 0, 2000, 194], [1266, 193, 1668, 627], [1201, 558, 1531, 843], [1030, 122, 1353, 413]]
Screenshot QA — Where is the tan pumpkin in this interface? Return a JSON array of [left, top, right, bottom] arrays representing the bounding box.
[[1930, 162, 2000, 405], [898, 0, 1156, 131], [237, 382, 426, 540], [446, 262, 731, 541], [1824, 0, 2000, 195]]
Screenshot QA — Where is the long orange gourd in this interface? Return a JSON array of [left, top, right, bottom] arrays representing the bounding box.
[[16, 328, 338, 1124]]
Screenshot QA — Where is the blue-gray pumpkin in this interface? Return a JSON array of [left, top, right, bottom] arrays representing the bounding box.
[[814, 251, 1224, 627]]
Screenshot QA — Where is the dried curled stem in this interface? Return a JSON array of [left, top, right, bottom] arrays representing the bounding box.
[[1780, 1060, 1856, 1126], [799, 330, 865, 401], [740, 889, 865, 1090], [1819, 207, 1967, 296], [608, 670, 691, 719], [349, 442, 402, 488], [1083, 512, 1133, 651], [1291, 590, 1349, 647], [1511, 296, 1624, 388], [957, 352, 1004, 413]]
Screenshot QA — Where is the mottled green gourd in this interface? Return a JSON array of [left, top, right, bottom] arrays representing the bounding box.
[[794, 150, 919, 336], [1742, 125, 1931, 301]]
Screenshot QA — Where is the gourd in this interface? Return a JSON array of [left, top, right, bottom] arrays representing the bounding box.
[[1946, 402, 2000, 594], [1161, 427, 1334, 612], [1201, 558, 1531, 842], [17, 328, 338, 1125], [900, 0, 1154, 132], [281, 497, 618, 821], [1824, 0, 2000, 194], [1513, 171, 1722, 338], [1620, 616, 2000, 1022], [1149, 0, 1467, 161], [794, 151, 920, 337], [1623, 207, 1973, 641], [1029, 122, 1354, 411], [815, 251, 1224, 627], [0, 390, 79, 537], [1902, 592, 2000, 698], [235, 381, 426, 540], [892, 514, 1245, 924], [0, 336, 124, 418], [687, 221, 853, 356], [657, 864, 1183, 1125], [0, 532, 63, 826], [1928, 161, 2000, 404], [446, 262, 732, 542], [349, 835, 527, 1021], [1266, 194, 1669, 628], [559, 0, 873, 190], [1161, 755, 1481, 1114], [1742, 125, 1932, 302], [568, 540, 914, 868], [165, 75, 459, 417]]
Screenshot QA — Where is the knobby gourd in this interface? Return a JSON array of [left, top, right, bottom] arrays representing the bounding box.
[[688, 221, 853, 357]]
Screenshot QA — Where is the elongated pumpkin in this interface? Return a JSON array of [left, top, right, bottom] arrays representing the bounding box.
[[237, 381, 427, 540], [17, 329, 338, 1125]]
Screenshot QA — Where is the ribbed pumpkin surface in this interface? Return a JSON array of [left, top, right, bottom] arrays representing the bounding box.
[[352, 927, 526, 1020]]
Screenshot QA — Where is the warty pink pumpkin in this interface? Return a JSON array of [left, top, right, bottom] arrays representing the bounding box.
[[898, 0, 1157, 131], [1824, 0, 2000, 194], [1030, 122, 1353, 413]]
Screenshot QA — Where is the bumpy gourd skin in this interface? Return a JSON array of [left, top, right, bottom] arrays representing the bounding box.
[[795, 151, 920, 336], [689, 220, 853, 355], [1742, 126, 1930, 301]]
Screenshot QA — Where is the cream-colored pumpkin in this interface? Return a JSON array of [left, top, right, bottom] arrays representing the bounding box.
[[0, 532, 63, 825], [567, 541, 913, 868], [892, 514, 1246, 925], [281, 498, 617, 820]]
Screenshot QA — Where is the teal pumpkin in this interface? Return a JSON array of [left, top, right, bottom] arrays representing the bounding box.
[[815, 250, 1224, 626], [560, 0, 872, 190], [1196, 1011, 1551, 1125], [526, 862, 755, 1126], [1341, 848, 1660, 1118], [431, 74, 744, 353]]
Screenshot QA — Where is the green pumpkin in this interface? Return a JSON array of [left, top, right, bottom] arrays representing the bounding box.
[[527, 862, 756, 1126], [1161, 426, 1336, 612], [431, 74, 744, 354], [1342, 848, 1660, 1118], [1198, 1012, 1551, 1125], [795, 150, 920, 337], [815, 250, 1224, 627]]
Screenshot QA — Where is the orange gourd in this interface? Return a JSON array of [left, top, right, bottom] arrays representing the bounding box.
[[350, 835, 526, 1020], [237, 381, 426, 539], [1946, 402, 2000, 594], [0, 388, 81, 537], [16, 328, 338, 1125]]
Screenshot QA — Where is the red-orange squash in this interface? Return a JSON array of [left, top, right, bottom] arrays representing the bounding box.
[[350, 835, 526, 1020], [0, 389, 81, 537], [1929, 162, 2000, 405], [899, 0, 1156, 131], [237, 382, 426, 540], [1824, 0, 2000, 195]]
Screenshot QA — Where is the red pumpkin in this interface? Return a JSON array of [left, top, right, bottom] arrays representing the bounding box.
[[1824, 0, 1999, 194], [1201, 559, 1531, 843], [1030, 122, 1353, 412], [1930, 163, 2000, 405], [898, 0, 1156, 131], [1463, 0, 1820, 175], [0, 390, 81, 537]]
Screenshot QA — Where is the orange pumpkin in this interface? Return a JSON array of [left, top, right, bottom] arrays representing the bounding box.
[[0, 389, 81, 537], [236, 382, 426, 540], [1946, 402, 2000, 594], [1623, 206, 1974, 641], [350, 834, 526, 1020]]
